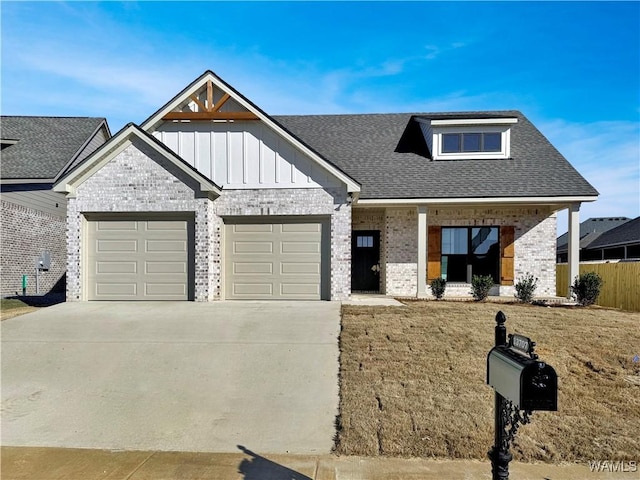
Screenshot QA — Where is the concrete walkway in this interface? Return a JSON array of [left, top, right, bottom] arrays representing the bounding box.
[[343, 294, 405, 306], [1, 301, 340, 454], [2, 447, 631, 480]]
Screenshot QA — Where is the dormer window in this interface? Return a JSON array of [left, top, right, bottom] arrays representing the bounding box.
[[442, 132, 502, 153], [416, 117, 517, 160], [1, 139, 18, 151]]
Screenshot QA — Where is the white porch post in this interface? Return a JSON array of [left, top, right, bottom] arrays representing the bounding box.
[[417, 206, 428, 297], [567, 203, 581, 298]]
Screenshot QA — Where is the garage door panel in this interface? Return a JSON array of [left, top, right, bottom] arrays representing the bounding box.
[[96, 221, 138, 231], [281, 241, 320, 254], [233, 262, 273, 274], [144, 283, 187, 296], [145, 240, 187, 252], [280, 283, 320, 296], [233, 241, 274, 254], [281, 223, 320, 233], [281, 262, 320, 274], [88, 218, 191, 301], [97, 240, 138, 252], [145, 261, 187, 274], [145, 221, 188, 231], [233, 283, 273, 296], [96, 261, 137, 274], [96, 283, 137, 296], [226, 219, 325, 300], [233, 224, 274, 233]]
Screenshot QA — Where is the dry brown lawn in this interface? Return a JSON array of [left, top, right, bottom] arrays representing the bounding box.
[[335, 301, 640, 463], [0, 299, 39, 321]]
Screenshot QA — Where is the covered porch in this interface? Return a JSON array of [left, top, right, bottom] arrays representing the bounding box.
[[350, 202, 584, 299]]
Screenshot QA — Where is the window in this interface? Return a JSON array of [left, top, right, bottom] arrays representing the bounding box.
[[356, 235, 374, 248], [442, 132, 502, 153], [441, 227, 500, 283]]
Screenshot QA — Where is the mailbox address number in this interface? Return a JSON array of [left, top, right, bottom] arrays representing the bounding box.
[[509, 334, 534, 357]]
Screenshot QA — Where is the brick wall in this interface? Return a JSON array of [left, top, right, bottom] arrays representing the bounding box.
[[1, 200, 67, 296]]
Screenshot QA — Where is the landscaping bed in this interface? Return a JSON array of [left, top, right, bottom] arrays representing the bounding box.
[[335, 300, 640, 462]]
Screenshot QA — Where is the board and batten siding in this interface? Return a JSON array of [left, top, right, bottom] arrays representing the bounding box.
[[152, 121, 340, 189]]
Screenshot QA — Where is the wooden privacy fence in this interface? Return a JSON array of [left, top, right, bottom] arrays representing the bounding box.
[[557, 262, 640, 312]]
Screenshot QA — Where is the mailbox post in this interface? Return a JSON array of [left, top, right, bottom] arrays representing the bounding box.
[[487, 311, 558, 480]]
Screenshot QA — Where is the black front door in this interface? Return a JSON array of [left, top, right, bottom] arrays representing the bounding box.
[[352, 230, 380, 292]]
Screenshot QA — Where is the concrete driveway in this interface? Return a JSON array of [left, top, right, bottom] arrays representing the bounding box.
[[1, 301, 340, 454]]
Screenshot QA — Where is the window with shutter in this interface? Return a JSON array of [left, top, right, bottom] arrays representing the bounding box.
[[427, 226, 441, 282], [500, 226, 515, 285]]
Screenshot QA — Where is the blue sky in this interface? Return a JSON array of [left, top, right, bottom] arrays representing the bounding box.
[[2, 1, 639, 234]]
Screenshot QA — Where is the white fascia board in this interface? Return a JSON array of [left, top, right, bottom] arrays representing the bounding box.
[[140, 72, 360, 193], [54, 125, 221, 196], [355, 195, 599, 207], [429, 118, 518, 126]]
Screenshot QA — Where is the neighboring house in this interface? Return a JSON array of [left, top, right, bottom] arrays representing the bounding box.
[[582, 216, 640, 261], [53, 71, 598, 301], [556, 217, 631, 262], [1, 116, 110, 297]]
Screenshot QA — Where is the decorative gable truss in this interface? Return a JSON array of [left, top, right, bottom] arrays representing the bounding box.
[[162, 79, 259, 122]]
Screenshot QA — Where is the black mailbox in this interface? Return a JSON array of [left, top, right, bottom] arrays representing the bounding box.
[[487, 344, 557, 411]]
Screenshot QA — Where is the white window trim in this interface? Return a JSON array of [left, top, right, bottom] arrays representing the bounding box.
[[432, 125, 513, 160]]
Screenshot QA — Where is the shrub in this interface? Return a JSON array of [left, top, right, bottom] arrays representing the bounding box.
[[429, 277, 447, 300], [571, 272, 603, 306], [515, 273, 538, 303], [471, 274, 494, 301]]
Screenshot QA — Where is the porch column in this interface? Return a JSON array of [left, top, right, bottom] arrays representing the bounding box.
[[417, 206, 428, 297], [567, 203, 581, 298]]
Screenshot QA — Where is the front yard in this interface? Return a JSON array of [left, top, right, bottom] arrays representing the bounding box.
[[335, 301, 640, 462]]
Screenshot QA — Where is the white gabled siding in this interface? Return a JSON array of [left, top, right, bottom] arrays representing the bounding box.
[[152, 121, 340, 190]]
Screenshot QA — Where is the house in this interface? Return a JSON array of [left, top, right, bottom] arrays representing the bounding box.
[[581, 216, 640, 261], [52, 71, 598, 301], [1, 116, 110, 297], [556, 217, 631, 262]]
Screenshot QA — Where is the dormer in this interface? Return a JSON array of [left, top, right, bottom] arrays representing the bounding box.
[[415, 116, 518, 160], [1, 138, 18, 151]]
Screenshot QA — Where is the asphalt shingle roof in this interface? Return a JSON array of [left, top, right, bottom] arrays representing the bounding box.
[[1, 116, 106, 179], [588, 217, 640, 248], [273, 111, 599, 200]]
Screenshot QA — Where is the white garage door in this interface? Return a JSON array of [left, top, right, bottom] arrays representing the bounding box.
[[225, 219, 327, 300], [87, 217, 191, 300]]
